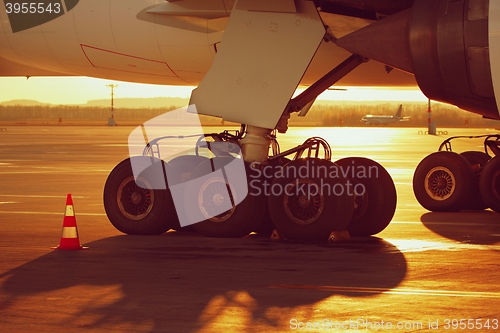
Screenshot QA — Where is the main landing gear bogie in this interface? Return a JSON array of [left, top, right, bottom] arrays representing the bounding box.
[[413, 134, 500, 213], [103, 130, 399, 240]]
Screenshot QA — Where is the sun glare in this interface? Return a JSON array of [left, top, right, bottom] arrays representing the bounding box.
[[0, 77, 427, 105]]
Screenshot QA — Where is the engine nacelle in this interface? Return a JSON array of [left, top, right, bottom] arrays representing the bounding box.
[[336, 0, 500, 120], [411, 0, 498, 119]]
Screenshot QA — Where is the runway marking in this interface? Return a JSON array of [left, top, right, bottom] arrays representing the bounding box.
[[424, 221, 500, 226], [0, 195, 85, 199], [0, 171, 76, 175], [386, 239, 500, 252], [0, 211, 106, 216], [269, 285, 500, 298], [0, 170, 109, 174], [391, 221, 499, 226]]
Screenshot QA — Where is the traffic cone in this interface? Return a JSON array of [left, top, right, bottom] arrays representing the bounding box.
[[52, 194, 88, 250], [270, 229, 286, 241]]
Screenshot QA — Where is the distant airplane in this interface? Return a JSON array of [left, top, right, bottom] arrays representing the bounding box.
[[361, 105, 410, 125]]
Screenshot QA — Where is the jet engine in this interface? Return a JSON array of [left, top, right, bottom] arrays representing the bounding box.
[[336, 0, 500, 120]]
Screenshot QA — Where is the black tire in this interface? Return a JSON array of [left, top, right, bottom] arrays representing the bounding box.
[[252, 157, 291, 236], [168, 155, 209, 182], [460, 151, 491, 167], [460, 151, 490, 210], [335, 157, 397, 236], [168, 155, 209, 231], [413, 151, 475, 212], [268, 158, 354, 240], [103, 157, 178, 235], [185, 157, 266, 237], [480, 155, 500, 213]]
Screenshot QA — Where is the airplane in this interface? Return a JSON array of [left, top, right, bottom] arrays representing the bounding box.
[[1, 0, 499, 241], [361, 104, 410, 125]]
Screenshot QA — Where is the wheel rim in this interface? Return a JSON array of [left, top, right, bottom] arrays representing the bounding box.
[[198, 177, 237, 222], [284, 179, 324, 225], [117, 176, 155, 220], [424, 166, 456, 200]]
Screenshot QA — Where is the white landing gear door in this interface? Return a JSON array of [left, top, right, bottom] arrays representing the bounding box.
[[190, 0, 325, 129]]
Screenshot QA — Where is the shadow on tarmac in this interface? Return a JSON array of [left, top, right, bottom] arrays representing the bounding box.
[[421, 211, 500, 245], [0, 233, 407, 332]]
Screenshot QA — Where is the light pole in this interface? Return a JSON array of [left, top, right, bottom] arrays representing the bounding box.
[[106, 84, 118, 126], [427, 98, 436, 135]]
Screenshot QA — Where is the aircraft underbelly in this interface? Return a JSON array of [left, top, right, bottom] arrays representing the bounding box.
[[0, 0, 212, 84], [0, 0, 419, 89]]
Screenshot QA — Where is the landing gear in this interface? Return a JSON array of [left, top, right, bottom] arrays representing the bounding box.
[[103, 128, 398, 240], [480, 156, 500, 213], [167, 155, 209, 231], [168, 155, 209, 182], [413, 135, 500, 213], [184, 157, 267, 238], [335, 157, 397, 236], [268, 158, 354, 240], [103, 54, 400, 239], [460, 151, 490, 210], [413, 151, 474, 211], [103, 157, 178, 235]]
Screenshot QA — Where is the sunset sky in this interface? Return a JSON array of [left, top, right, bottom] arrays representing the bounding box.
[[0, 77, 429, 105]]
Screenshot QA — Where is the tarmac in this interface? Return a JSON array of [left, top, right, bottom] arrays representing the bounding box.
[[0, 125, 499, 332]]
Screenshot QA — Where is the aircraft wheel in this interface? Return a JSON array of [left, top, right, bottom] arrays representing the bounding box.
[[480, 155, 500, 213], [103, 157, 178, 235], [169, 155, 209, 182], [460, 151, 490, 210], [334, 157, 397, 236], [268, 158, 354, 240], [253, 157, 291, 236], [168, 155, 209, 231], [185, 157, 266, 237], [460, 151, 491, 166], [413, 151, 475, 212]]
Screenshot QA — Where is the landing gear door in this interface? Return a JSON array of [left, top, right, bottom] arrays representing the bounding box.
[[190, 0, 325, 129]]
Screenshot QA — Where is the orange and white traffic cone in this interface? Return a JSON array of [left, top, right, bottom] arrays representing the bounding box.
[[52, 194, 88, 250]]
